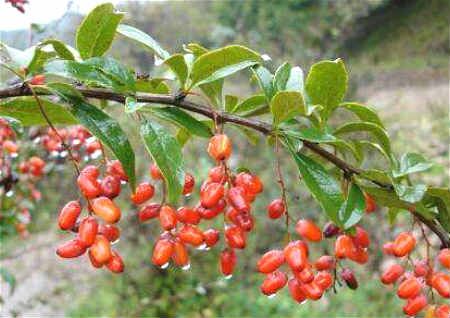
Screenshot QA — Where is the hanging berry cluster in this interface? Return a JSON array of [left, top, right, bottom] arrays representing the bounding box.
[[55, 161, 127, 273], [380, 232, 450, 317], [137, 133, 263, 273]]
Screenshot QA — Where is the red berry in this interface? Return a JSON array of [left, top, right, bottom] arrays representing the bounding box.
[[382, 241, 395, 255], [234, 172, 263, 195], [267, 199, 285, 219], [438, 248, 450, 269], [203, 229, 220, 248], [159, 205, 178, 230], [381, 263, 404, 285], [393, 232, 416, 257], [225, 225, 246, 249], [315, 271, 333, 290], [172, 239, 189, 267], [138, 203, 161, 222], [178, 225, 204, 247], [30, 74, 45, 85], [77, 173, 101, 199], [220, 248, 237, 276], [56, 239, 86, 258], [341, 268, 358, 290], [235, 213, 254, 232], [314, 255, 335, 271], [131, 182, 155, 205], [107, 160, 128, 182], [323, 222, 340, 238], [200, 182, 225, 208], [435, 304, 450, 318], [91, 196, 121, 224], [288, 278, 306, 303], [283, 240, 308, 272], [208, 166, 225, 183], [207, 134, 232, 161], [351, 226, 370, 248], [257, 250, 285, 274], [100, 175, 121, 199], [106, 250, 124, 273], [149, 164, 163, 180], [89, 235, 113, 265], [296, 219, 322, 242], [347, 246, 369, 265], [176, 207, 201, 225], [334, 235, 354, 259], [227, 186, 250, 213], [98, 224, 120, 242], [152, 238, 174, 267], [260, 270, 287, 296], [431, 272, 450, 298], [294, 264, 314, 284], [299, 281, 323, 300], [78, 216, 98, 247], [413, 259, 429, 277], [397, 277, 422, 299], [182, 173, 195, 195], [58, 200, 81, 230], [364, 192, 376, 213], [403, 294, 427, 317]]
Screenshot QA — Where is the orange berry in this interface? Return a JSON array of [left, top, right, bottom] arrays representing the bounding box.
[[90, 235, 112, 265], [91, 196, 121, 224], [296, 219, 322, 242], [149, 164, 163, 180], [56, 239, 86, 258], [334, 235, 354, 259], [257, 250, 285, 274], [58, 200, 81, 230], [267, 199, 285, 219], [403, 294, 427, 317], [152, 238, 174, 267], [397, 277, 422, 299], [393, 232, 416, 257], [288, 278, 306, 303], [177, 224, 204, 247], [381, 264, 404, 285], [220, 248, 236, 276], [284, 240, 308, 272], [260, 270, 287, 296], [438, 248, 450, 269], [225, 225, 246, 249], [106, 250, 124, 273], [159, 205, 178, 230], [207, 134, 232, 161], [171, 239, 189, 267], [78, 216, 98, 247], [138, 203, 161, 222], [203, 229, 220, 248], [131, 182, 155, 205], [364, 192, 376, 213]]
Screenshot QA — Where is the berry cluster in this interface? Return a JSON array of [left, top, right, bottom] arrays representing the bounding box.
[[55, 162, 126, 273], [381, 232, 450, 317], [136, 133, 263, 274], [256, 216, 371, 302]]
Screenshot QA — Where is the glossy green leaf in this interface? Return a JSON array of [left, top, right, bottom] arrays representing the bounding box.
[[190, 45, 262, 87], [146, 107, 212, 138], [225, 95, 239, 113], [338, 183, 365, 229], [334, 122, 391, 156], [352, 140, 392, 164], [27, 48, 56, 74], [0, 97, 77, 126], [76, 3, 124, 59], [393, 183, 427, 204], [140, 120, 184, 204], [273, 62, 292, 92], [199, 79, 223, 108], [125, 96, 143, 113], [135, 79, 170, 94], [252, 65, 275, 102], [285, 66, 305, 92], [231, 94, 266, 115], [176, 127, 191, 147], [39, 39, 76, 60], [426, 187, 450, 232], [183, 43, 208, 58], [305, 58, 348, 120], [393, 153, 433, 178], [339, 102, 384, 128], [387, 207, 404, 225], [270, 91, 306, 126], [285, 139, 343, 225], [358, 169, 392, 185], [164, 54, 188, 87], [0, 43, 35, 70], [117, 24, 170, 59], [84, 57, 135, 92]]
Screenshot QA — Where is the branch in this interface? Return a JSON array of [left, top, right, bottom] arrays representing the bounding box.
[[0, 84, 449, 247]]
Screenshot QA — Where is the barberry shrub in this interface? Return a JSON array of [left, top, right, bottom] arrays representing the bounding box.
[[0, 3, 449, 317]]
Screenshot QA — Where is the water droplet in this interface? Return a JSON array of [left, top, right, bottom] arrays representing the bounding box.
[[224, 274, 233, 280], [33, 137, 41, 144], [300, 300, 307, 305], [120, 180, 127, 185], [196, 243, 207, 251], [60, 150, 68, 158], [182, 263, 191, 271], [111, 238, 120, 245], [6, 190, 14, 197], [10, 153, 18, 158], [267, 293, 277, 299], [160, 262, 169, 269]]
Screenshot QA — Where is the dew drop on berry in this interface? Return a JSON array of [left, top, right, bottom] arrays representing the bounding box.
[[160, 262, 169, 269], [182, 263, 191, 271]]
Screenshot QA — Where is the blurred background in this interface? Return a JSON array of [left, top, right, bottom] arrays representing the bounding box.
[[0, 0, 449, 317]]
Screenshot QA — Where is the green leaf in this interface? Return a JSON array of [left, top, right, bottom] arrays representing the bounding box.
[[84, 57, 135, 92], [285, 66, 305, 92], [393, 153, 433, 178], [39, 39, 76, 60], [176, 127, 191, 147], [0, 43, 35, 70], [387, 207, 404, 225], [140, 120, 184, 204], [305, 59, 348, 120], [0, 267, 16, 294], [164, 54, 188, 87], [270, 91, 306, 126], [339, 102, 384, 128], [352, 140, 392, 164], [183, 43, 208, 58], [230, 125, 260, 145], [0, 97, 77, 126], [426, 187, 450, 232], [27, 47, 56, 74], [231, 94, 266, 116], [334, 122, 392, 157], [359, 169, 392, 185], [145, 107, 212, 138], [338, 183, 365, 229], [360, 186, 434, 220], [285, 139, 343, 225], [76, 3, 124, 59], [0, 116, 23, 135], [199, 80, 223, 108], [190, 45, 262, 87], [252, 65, 275, 102], [225, 95, 239, 113], [117, 24, 170, 59], [273, 62, 292, 92], [136, 79, 170, 94], [125, 96, 143, 113], [393, 183, 427, 204]]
